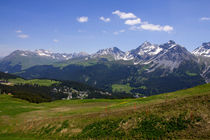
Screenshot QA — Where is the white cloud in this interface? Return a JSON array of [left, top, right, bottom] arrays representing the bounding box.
[[112, 10, 173, 33], [112, 10, 136, 19], [17, 34, 29, 39], [200, 17, 210, 21], [53, 39, 59, 43], [125, 18, 141, 25], [162, 25, 173, 32], [140, 23, 173, 32], [100, 16, 110, 22], [113, 29, 125, 35], [77, 16, 88, 23], [141, 23, 161, 31], [16, 30, 22, 33]]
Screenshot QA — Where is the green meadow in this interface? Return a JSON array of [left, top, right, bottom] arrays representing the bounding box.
[[7, 78, 60, 87], [0, 83, 210, 139], [112, 83, 134, 93]]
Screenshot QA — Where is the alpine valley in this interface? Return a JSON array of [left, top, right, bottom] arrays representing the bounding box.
[[1, 40, 210, 96]]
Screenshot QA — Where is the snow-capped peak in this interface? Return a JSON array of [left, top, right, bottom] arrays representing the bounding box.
[[92, 47, 127, 60], [7, 49, 89, 61], [130, 41, 162, 57], [192, 42, 210, 57], [95, 47, 122, 55]]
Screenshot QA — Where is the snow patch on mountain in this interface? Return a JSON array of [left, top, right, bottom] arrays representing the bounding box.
[[92, 47, 127, 60], [35, 49, 52, 57], [10, 49, 89, 61], [141, 41, 196, 72], [91, 40, 195, 72], [192, 42, 210, 57], [135, 42, 162, 56], [122, 52, 134, 60]]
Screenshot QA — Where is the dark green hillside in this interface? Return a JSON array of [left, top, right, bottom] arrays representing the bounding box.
[[0, 71, 19, 79], [0, 72, 132, 103], [18, 58, 205, 96]]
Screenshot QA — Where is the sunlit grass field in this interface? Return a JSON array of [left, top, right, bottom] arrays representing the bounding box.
[[0, 83, 210, 139], [7, 78, 60, 86]]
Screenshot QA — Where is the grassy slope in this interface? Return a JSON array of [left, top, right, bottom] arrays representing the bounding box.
[[9, 55, 56, 70], [112, 83, 134, 93], [6, 78, 60, 87], [0, 84, 209, 139]]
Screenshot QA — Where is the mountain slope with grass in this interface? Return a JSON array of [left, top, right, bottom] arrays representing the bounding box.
[[0, 83, 209, 139], [17, 58, 205, 96]]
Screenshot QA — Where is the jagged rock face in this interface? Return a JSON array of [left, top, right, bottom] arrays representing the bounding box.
[[92, 40, 196, 71], [123, 40, 196, 71], [146, 41, 197, 71], [192, 42, 210, 57], [192, 42, 210, 83], [91, 42, 164, 62], [129, 42, 162, 62]]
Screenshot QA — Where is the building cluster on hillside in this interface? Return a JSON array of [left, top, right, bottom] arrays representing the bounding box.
[[52, 85, 111, 100], [52, 86, 89, 99]]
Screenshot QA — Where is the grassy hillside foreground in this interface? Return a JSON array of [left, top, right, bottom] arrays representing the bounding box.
[[0, 84, 210, 139]]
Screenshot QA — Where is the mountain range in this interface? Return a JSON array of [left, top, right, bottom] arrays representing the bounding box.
[[0, 40, 210, 96]]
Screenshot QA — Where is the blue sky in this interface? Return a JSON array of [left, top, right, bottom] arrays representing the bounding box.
[[0, 0, 210, 56]]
